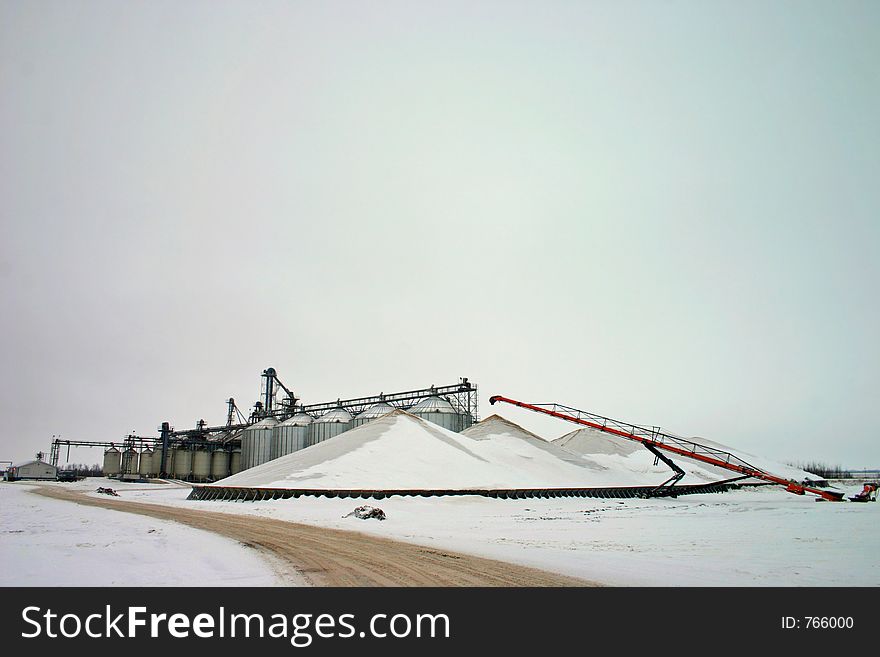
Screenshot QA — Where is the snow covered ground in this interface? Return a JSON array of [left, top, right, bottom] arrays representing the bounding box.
[[71, 477, 879, 587], [0, 482, 299, 586]]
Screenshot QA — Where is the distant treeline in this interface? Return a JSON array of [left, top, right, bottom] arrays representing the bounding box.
[[60, 463, 103, 477], [788, 461, 850, 479]]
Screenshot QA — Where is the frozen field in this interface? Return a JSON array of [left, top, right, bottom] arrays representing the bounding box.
[[35, 476, 880, 587], [0, 483, 300, 586]]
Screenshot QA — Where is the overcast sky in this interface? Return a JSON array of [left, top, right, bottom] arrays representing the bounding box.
[[2, 1, 877, 469]]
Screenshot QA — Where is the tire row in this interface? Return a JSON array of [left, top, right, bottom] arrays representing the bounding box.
[[187, 482, 737, 502]]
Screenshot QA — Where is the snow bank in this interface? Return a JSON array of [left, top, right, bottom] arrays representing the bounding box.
[[0, 482, 294, 586]]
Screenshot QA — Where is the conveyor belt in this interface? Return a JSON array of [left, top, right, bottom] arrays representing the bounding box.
[[489, 395, 845, 501], [187, 480, 741, 502]]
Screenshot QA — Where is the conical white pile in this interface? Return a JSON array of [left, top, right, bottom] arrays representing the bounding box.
[[554, 426, 642, 457], [461, 414, 612, 474], [554, 427, 736, 483], [554, 427, 821, 484], [215, 411, 649, 490]]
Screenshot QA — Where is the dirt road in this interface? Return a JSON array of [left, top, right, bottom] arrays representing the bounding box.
[[33, 486, 595, 587]]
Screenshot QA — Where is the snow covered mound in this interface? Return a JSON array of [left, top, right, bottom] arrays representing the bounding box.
[[213, 411, 653, 490], [554, 426, 820, 485], [551, 427, 730, 484], [462, 415, 610, 472], [554, 427, 642, 457], [463, 414, 549, 442]]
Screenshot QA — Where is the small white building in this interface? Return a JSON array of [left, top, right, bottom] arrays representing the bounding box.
[[6, 459, 57, 481]]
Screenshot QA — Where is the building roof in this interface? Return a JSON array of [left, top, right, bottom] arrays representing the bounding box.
[[315, 408, 353, 423], [12, 459, 55, 469], [281, 412, 314, 427], [354, 402, 396, 420], [408, 396, 457, 414], [247, 417, 279, 430]]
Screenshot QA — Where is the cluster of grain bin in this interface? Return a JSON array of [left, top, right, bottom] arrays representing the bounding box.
[[166, 445, 241, 482], [101, 396, 474, 478], [104, 444, 240, 481], [239, 407, 352, 470], [104, 446, 149, 478], [106, 446, 157, 478]]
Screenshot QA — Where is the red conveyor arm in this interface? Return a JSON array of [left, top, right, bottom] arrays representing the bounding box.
[[489, 395, 844, 502]]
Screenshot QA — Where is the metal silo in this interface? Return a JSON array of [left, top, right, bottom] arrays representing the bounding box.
[[138, 449, 154, 477], [155, 446, 173, 476], [192, 449, 211, 481], [240, 417, 277, 470], [121, 448, 139, 476], [211, 450, 230, 479], [172, 448, 192, 479], [272, 412, 313, 459], [408, 396, 463, 431], [352, 402, 395, 428], [240, 434, 250, 469], [309, 407, 353, 445], [230, 449, 242, 475], [103, 447, 121, 476]]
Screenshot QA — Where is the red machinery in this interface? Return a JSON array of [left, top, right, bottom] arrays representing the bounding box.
[[489, 395, 845, 502], [849, 483, 877, 502]]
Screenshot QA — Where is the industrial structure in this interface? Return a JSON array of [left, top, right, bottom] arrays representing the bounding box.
[[30, 380, 860, 506], [47, 369, 478, 483], [488, 395, 846, 502]]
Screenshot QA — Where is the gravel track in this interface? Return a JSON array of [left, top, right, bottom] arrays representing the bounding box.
[[33, 486, 595, 587]]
